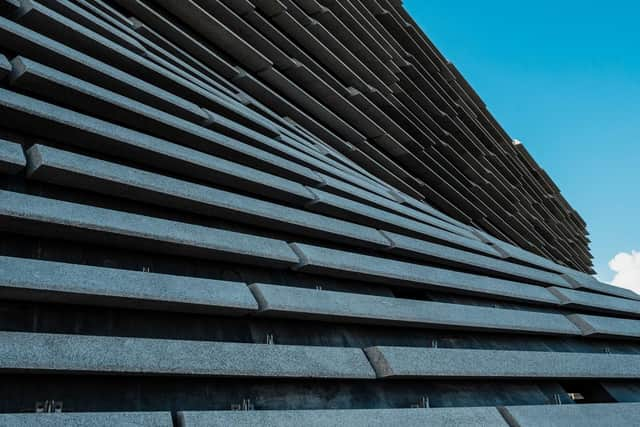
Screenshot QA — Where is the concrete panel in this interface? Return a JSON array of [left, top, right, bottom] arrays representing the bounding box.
[[318, 173, 483, 241], [500, 402, 640, 427], [549, 287, 640, 317], [562, 270, 640, 300], [32, 0, 146, 54], [0, 138, 26, 174], [0, 53, 10, 79], [25, 144, 389, 249], [364, 346, 640, 379], [178, 407, 508, 427], [0, 15, 207, 123], [0, 331, 376, 378], [0, 190, 299, 268], [567, 313, 640, 339], [6, 55, 320, 188], [291, 243, 561, 305], [383, 231, 570, 288], [0, 412, 172, 427], [159, 0, 272, 72], [306, 188, 496, 251], [481, 233, 566, 272], [9, 55, 323, 188], [251, 283, 580, 335], [0, 255, 258, 315], [0, 88, 315, 204]]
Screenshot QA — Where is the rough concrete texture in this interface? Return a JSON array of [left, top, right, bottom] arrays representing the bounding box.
[[0, 138, 26, 174], [382, 230, 570, 288], [177, 407, 509, 427], [25, 144, 389, 249], [0, 53, 11, 79], [500, 402, 640, 427], [562, 270, 640, 300], [364, 346, 640, 379], [567, 313, 640, 339], [8, 54, 322, 187], [251, 283, 581, 335], [0, 87, 315, 205], [0, 331, 376, 378], [0, 255, 258, 314], [306, 187, 479, 244], [291, 243, 561, 305], [549, 286, 640, 317], [0, 16, 206, 122], [0, 412, 172, 427], [0, 190, 300, 268]]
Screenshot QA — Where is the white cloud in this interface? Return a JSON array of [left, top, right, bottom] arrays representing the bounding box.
[[609, 250, 640, 294]]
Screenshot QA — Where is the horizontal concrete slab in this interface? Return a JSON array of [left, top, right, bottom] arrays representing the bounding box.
[[562, 270, 640, 300], [501, 402, 640, 427], [8, 56, 322, 187], [549, 287, 640, 317], [0, 190, 299, 268], [291, 243, 561, 305], [567, 313, 640, 339], [478, 232, 565, 271], [0, 138, 26, 174], [364, 347, 640, 379], [0, 255, 258, 314], [25, 144, 388, 249], [0, 412, 171, 427], [306, 187, 484, 246], [178, 407, 509, 427], [251, 283, 580, 335], [382, 231, 570, 288], [318, 172, 478, 240], [0, 331, 376, 378], [0, 88, 315, 205], [0, 15, 206, 123]]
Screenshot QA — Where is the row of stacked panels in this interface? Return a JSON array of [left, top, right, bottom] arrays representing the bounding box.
[[0, 0, 632, 423], [0, 0, 592, 270]]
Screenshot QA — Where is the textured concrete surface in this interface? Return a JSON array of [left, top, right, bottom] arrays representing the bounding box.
[[318, 172, 479, 239], [0, 138, 26, 174], [364, 346, 640, 378], [549, 286, 640, 317], [0, 255, 258, 314], [486, 234, 569, 273], [567, 313, 640, 339], [0, 15, 206, 122], [177, 407, 509, 427], [382, 230, 570, 288], [251, 283, 580, 335], [562, 270, 640, 300], [8, 54, 322, 187], [0, 331, 376, 378], [500, 402, 640, 427], [306, 187, 479, 245], [0, 190, 300, 268], [0, 412, 172, 427], [25, 144, 389, 249], [0, 53, 10, 79], [291, 243, 561, 305], [0, 87, 315, 205]]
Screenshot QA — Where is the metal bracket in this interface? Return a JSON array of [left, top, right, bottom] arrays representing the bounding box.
[[411, 396, 430, 409], [35, 400, 63, 413], [266, 333, 275, 345], [231, 399, 254, 411]]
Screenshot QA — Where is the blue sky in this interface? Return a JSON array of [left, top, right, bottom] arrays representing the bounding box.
[[404, 0, 639, 284]]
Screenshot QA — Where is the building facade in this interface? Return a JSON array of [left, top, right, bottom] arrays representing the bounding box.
[[0, 0, 638, 425]]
